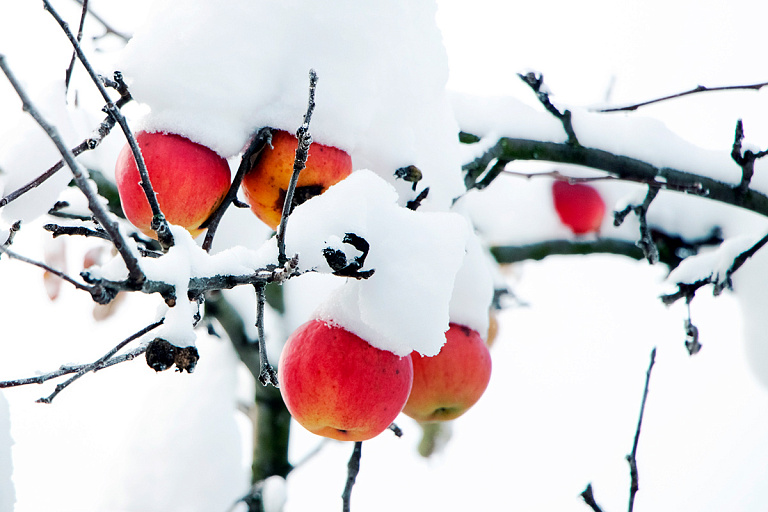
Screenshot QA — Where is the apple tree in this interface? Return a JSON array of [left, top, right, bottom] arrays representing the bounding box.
[[1, 1, 767, 512]]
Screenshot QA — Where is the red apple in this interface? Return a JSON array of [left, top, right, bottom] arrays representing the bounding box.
[[551, 180, 605, 235], [114, 131, 232, 239], [402, 323, 492, 423], [278, 319, 413, 442], [241, 129, 352, 229]]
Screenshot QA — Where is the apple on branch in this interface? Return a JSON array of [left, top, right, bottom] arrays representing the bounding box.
[[114, 131, 232, 239], [241, 129, 353, 229], [551, 180, 606, 235], [278, 319, 413, 442], [402, 323, 492, 423]]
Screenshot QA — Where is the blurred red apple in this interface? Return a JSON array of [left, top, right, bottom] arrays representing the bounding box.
[[278, 319, 413, 442], [551, 180, 605, 235], [402, 323, 492, 423], [114, 131, 232, 239], [241, 129, 352, 229]]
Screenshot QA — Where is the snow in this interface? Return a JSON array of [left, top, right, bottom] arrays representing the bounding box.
[[117, 0, 465, 210], [285, 170, 472, 356], [665, 234, 763, 288]]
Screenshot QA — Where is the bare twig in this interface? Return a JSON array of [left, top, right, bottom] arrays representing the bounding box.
[[518, 72, 579, 146], [202, 127, 272, 252], [2, 220, 22, 247], [580, 484, 605, 512], [64, 0, 88, 92], [42, 0, 174, 250], [614, 186, 660, 264], [731, 119, 768, 198], [342, 441, 363, 512], [255, 283, 278, 387], [277, 69, 318, 265], [597, 81, 768, 113], [0, 54, 146, 288], [0, 74, 132, 209], [0, 320, 162, 403], [661, 231, 768, 305], [44, 223, 110, 240], [70, 0, 131, 42], [0, 242, 93, 293], [627, 347, 656, 512]]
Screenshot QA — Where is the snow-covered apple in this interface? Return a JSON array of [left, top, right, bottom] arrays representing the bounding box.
[[402, 323, 492, 423], [278, 319, 413, 442], [551, 180, 605, 235], [241, 129, 352, 229], [114, 131, 232, 239]]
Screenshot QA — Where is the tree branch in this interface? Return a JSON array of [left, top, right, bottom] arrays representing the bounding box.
[[597, 81, 768, 113], [0, 54, 146, 289], [277, 69, 318, 265], [0, 320, 162, 403], [342, 441, 363, 512], [463, 137, 768, 218], [42, 0, 174, 250], [627, 347, 656, 512]]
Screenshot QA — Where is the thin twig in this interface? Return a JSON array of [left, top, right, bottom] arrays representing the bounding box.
[[627, 347, 656, 512], [277, 69, 318, 265], [0, 243, 93, 293], [597, 81, 768, 113], [0, 320, 161, 403], [202, 127, 272, 252], [731, 119, 768, 198], [342, 441, 363, 512], [0, 54, 146, 288], [0, 74, 132, 209], [255, 283, 278, 387], [64, 0, 88, 93], [518, 72, 579, 146], [70, 0, 131, 42], [42, 0, 174, 250], [580, 484, 605, 512]]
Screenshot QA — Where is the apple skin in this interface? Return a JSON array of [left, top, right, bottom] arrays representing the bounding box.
[[551, 180, 606, 235], [241, 129, 353, 229], [278, 319, 414, 442], [114, 131, 232, 239], [402, 323, 492, 423]]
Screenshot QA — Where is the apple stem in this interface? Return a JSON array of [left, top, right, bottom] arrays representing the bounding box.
[[342, 441, 363, 512], [277, 69, 318, 265]]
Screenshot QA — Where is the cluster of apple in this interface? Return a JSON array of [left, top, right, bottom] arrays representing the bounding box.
[[279, 319, 492, 442], [114, 129, 492, 443], [114, 128, 351, 238]]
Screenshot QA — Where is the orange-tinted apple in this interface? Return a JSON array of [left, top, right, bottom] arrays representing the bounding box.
[[402, 323, 492, 423], [241, 129, 352, 229], [278, 319, 413, 442], [552, 180, 605, 235], [115, 131, 231, 238]]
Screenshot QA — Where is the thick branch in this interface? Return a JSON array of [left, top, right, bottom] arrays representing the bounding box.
[[465, 137, 768, 218]]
